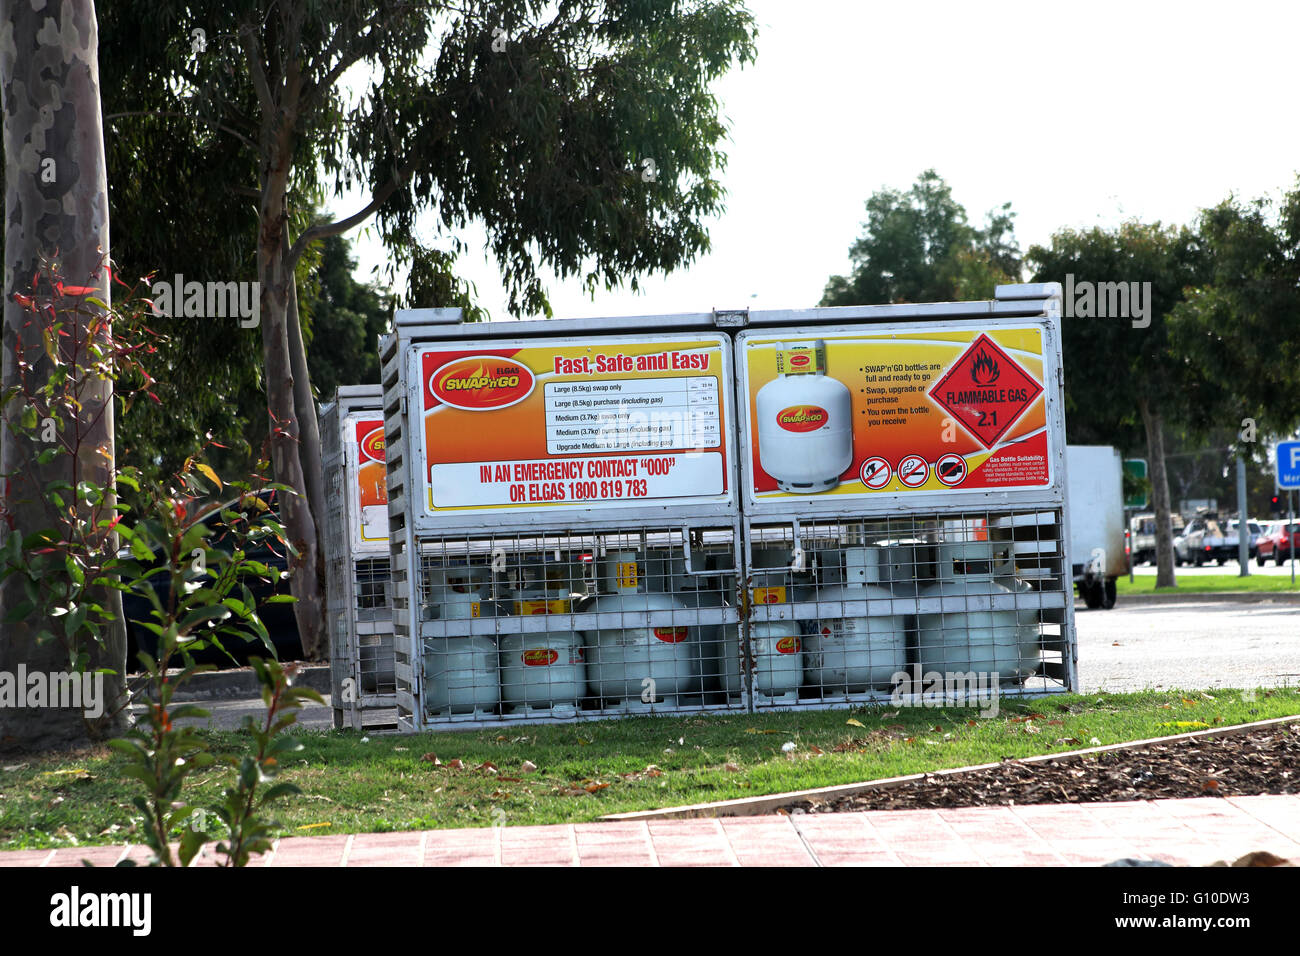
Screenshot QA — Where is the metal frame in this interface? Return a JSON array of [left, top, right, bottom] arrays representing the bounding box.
[[376, 282, 1076, 732], [322, 385, 397, 729]]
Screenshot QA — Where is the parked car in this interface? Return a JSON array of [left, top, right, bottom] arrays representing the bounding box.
[[1128, 512, 1185, 565], [1256, 522, 1298, 566], [1174, 515, 1239, 566], [1228, 519, 1263, 560], [120, 489, 304, 669]]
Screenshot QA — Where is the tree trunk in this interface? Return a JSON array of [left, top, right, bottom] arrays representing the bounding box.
[[284, 232, 327, 562], [0, 0, 129, 749], [257, 221, 326, 660], [1138, 396, 1177, 589]]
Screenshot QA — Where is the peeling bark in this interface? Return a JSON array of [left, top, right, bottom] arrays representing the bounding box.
[[0, 0, 129, 749]]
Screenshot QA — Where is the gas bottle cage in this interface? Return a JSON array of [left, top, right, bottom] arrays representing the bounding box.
[[324, 282, 1077, 731]]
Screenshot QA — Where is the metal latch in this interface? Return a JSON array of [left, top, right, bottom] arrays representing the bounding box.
[[712, 309, 749, 328]]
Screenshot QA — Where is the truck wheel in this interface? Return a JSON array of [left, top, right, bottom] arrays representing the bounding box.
[[1082, 580, 1103, 609], [1102, 578, 1117, 609]]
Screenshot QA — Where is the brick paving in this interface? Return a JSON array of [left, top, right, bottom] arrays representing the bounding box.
[[4, 795, 1297, 867]]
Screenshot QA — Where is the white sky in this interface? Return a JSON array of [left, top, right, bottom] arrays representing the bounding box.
[[333, 0, 1300, 321]]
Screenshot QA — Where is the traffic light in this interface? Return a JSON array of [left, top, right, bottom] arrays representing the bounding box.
[[1272, 495, 1282, 517]]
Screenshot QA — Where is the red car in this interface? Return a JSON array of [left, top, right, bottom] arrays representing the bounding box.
[[1256, 523, 1298, 566]]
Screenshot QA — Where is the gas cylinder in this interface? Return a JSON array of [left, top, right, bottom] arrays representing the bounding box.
[[579, 551, 694, 707], [754, 340, 853, 493], [916, 541, 1039, 680], [667, 556, 725, 697], [805, 547, 906, 693], [722, 570, 803, 700], [423, 580, 500, 716], [499, 556, 586, 714], [993, 547, 1042, 682]]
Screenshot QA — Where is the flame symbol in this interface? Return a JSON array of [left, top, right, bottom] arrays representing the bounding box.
[[970, 349, 999, 386]]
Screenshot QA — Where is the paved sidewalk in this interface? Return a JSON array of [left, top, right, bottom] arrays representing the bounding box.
[[3, 795, 1297, 867]]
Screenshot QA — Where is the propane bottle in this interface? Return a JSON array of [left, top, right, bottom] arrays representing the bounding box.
[[805, 547, 906, 693], [668, 556, 725, 697], [993, 548, 1042, 682], [498, 556, 586, 715], [754, 340, 853, 493], [423, 579, 500, 716], [916, 541, 1039, 680], [579, 551, 694, 707], [722, 569, 803, 701]]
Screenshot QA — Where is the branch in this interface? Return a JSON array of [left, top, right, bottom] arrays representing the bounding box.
[[286, 158, 419, 266], [240, 25, 276, 117], [103, 111, 257, 151]]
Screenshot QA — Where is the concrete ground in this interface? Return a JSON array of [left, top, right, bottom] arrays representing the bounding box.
[[3, 794, 1296, 867]]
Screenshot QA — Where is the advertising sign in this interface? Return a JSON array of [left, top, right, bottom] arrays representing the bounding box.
[[346, 414, 389, 549], [738, 326, 1052, 504], [414, 334, 732, 515]]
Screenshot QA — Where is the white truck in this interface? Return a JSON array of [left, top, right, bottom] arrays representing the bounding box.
[[1066, 444, 1126, 609]]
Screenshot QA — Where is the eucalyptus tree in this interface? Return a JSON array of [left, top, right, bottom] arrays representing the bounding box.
[[108, 1, 758, 657]]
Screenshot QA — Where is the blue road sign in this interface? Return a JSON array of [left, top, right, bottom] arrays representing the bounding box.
[[1278, 441, 1300, 490]]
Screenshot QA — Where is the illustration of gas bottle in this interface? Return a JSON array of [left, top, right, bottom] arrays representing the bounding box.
[[499, 556, 586, 715], [755, 340, 853, 493]]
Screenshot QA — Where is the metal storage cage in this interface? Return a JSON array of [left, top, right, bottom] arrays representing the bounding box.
[[732, 284, 1076, 709], [377, 283, 1076, 732], [379, 317, 747, 730], [322, 385, 397, 729]]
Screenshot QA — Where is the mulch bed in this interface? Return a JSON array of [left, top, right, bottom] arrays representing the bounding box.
[[782, 723, 1300, 814]]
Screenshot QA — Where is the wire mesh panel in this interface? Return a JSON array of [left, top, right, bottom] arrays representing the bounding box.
[[739, 511, 1071, 711], [322, 386, 397, 729], [404, 525, 742, 727]]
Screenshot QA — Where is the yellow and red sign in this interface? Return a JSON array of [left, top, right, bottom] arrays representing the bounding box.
[[416, 335, 731, 514], [351, 416, 388, 546], [741, 327, 1052, 500]]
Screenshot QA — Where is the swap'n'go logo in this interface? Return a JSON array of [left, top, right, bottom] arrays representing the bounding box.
[[776, 405, 828, 433], [429, 356, 535, 410]]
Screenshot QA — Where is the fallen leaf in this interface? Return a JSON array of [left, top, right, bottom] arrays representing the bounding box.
[[296, 822, 332, 830], [723, 762, 741, 772], [498, 776, 522, 783], [521, 760, 537, 773], [1089, 737, 1102, 746], [744, 728, 780, 735], [1230, 851, 1293, 867], [845, 718, 865, 728], [1056, 737, 1083, 745], [809, 745, 825, 755], [446, 758, 464, 770], [584, 782, 609, 793], [421, 753, 441, 765], [1203, 778, 1220, 791], [478, 761, 498, 774], [1112, 641, 1121, 646]]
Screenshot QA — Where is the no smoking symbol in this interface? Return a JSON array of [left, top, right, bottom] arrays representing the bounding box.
[[935, 453, 968, 486], [897, 455, 928, 488], [860, 456, 891, 489]]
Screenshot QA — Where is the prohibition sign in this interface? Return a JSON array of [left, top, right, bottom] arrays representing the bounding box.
[[897, 455, 929, 488], [859, 456, 891, 489], [935, 453, 968, 486]]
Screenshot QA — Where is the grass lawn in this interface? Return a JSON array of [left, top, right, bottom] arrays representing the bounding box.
[[3, 688, 1298, 851], [1117, 573, 1300, 594]]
